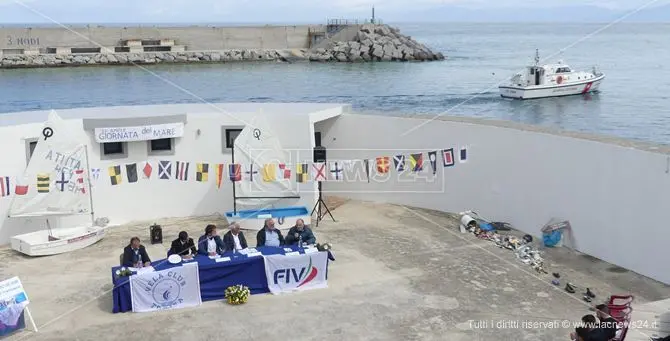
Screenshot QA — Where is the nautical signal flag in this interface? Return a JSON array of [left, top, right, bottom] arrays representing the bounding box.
[[196, 163, 209, 182], [109, 165, 122, 185], [410, 153, 423, 172], [312, 162, 326, 182], [158, 161, 172, 179], [393, 155, 406, 172], [15, 184, 28, 196], [175, 161, 189, 181], [329, 161, 343, 181], [56, 171, 69, 192], [262, 164, 277, 182], [296, 163, 309, 183], [376, 157, 390, 174], [37, 174, 50, 193], [91, 168, 100, 181], [245, 164, 258, 181], [459, 147, 468, 163], [215, 164, 224, 188], [278, 164, 290, 180], [428, 151, 437, 175], [0, 177, 10, 197], [142, 162, 153, 179], [442, 148, 455, 167], [126, 163, 138, 183], [229, 164, 241, 182]]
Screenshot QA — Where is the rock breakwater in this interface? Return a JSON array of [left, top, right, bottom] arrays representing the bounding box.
[[0, 24, 443, 68], [306, 24, 444, 62]]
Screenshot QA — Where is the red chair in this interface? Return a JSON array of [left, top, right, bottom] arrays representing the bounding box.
[[608, 295, 634, 307], [606, 295, 634, 341]]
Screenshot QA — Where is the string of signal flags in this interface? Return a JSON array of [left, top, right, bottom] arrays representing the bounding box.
[[97, 146, 468, 188]]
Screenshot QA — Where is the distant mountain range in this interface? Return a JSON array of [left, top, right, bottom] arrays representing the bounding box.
[[380, 4, 670, 22]]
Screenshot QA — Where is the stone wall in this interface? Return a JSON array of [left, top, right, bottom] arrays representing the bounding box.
[[0, 24, 443, 68]]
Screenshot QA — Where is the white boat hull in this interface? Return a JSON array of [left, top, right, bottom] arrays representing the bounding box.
[[10, 226, 106, 256], [499, 75, 604, 99]]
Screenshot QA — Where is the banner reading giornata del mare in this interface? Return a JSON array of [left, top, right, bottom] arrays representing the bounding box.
[[264, 252, 328, 294], [129, 264, 202, 313], [94, 122, 185, 143], [0, 277, 30, 336]]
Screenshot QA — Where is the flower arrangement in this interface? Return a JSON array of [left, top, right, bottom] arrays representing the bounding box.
[[224, 285, 250, 305], [115, 267, 132, 278], [316, 243, 332, 252]]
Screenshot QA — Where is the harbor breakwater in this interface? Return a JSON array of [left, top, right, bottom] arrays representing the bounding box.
[[0, 24, 443, 68]]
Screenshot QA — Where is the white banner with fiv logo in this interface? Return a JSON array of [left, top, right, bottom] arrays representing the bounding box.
[[129, 264, 201, 313], [264, 252, 328, 294]]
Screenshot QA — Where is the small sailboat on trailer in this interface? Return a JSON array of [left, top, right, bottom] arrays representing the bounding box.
[[499, 49, 605, 100], [7, 110, 105, 256]]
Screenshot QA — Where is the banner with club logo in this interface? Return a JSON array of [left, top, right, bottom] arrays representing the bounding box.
[[264, 252, 328, 294], [0, 277, 29, 336], [130, 264, 202, 313]]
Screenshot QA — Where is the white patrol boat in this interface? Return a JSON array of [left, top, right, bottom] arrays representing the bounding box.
[[499, 50, 605, 100]]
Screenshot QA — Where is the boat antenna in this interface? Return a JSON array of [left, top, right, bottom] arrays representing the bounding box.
[[534, 49, 540, 66]]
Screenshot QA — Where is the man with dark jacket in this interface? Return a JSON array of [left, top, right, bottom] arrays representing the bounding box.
[[595, 304, 619, 340], [284, 219, 316, 246], [256, 218, 284, 247], [223, 222, 248, 251], [169, 231, 197, 259], [122, 237, 151, 267], [198, 224, 225, 256]]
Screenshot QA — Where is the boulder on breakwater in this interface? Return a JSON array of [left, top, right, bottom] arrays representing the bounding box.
[[306, 24, 445, 62], [0, 24, 443, 68]]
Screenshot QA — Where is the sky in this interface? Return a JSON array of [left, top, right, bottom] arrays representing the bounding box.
[[0, 0, 668, 23]]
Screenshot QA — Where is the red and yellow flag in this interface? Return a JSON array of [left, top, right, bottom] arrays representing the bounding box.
[[376, 157, 390, 174], [215, 164, 224, 188]]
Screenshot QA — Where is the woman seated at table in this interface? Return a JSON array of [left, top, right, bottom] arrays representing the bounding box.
[[198, 224, 225, 256], [122, 237, 152, 267], [170, 231, 197, 259], [223, 222, 248, 251]]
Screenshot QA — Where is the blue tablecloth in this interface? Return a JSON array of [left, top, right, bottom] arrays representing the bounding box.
[[111, 246, 333, 313]]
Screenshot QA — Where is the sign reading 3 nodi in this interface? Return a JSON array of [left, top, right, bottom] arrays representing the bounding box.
[[94, 122, 185, 143]]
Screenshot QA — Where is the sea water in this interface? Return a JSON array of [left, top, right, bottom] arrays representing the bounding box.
[[1, 23, 669, 145]]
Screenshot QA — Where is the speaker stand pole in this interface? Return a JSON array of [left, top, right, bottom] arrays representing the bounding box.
[[310, 181, 335, 227]]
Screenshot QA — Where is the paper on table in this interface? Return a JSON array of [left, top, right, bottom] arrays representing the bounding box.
[[215, 257, 231, 262], [247, 248, 258, 253], [136, 266, 155, 274], [303, 248, 318, 254], [283, 248, 293, 252], [238, 248, 249, 255], [208, 255, 220, 259], [247, 252, 262, 257], [285, 251, 300, 256]]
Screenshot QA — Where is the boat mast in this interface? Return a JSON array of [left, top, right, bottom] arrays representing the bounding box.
[[84, 145, 95, 225], [534, 49, 540, 66]]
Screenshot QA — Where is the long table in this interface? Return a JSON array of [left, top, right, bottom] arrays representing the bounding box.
[[111, 245, 333, 313]]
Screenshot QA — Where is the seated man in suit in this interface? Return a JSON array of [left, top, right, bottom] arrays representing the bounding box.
[[170, 231, 197, 259], [256, 218, 285, 247], [122, 237, 151, 267], [284, 219, 316, 246], [223, 222, 248, 251], [197, 224, 225, 256]]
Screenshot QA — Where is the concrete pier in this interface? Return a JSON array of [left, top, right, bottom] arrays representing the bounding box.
[[0, 24, 444, 68]]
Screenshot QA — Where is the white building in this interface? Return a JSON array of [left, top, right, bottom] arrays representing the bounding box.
[[0, 103, 347, 245]]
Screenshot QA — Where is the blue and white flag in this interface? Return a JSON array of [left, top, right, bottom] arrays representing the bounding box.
[[130, 263, 201, 313]]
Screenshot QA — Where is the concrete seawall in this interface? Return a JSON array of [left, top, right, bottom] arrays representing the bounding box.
[[0, 24, 444, 68]]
